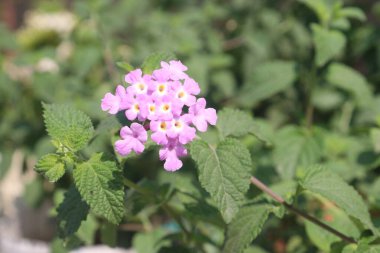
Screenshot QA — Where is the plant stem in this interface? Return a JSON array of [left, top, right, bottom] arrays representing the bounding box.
[[250, 176, 357, 244]]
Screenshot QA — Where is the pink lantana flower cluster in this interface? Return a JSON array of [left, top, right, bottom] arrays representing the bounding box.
[[101, 60, 217, 171]]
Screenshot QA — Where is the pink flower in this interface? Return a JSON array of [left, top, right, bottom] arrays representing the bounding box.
[[189, 98, 217, 132], [150, 120, 171, 145], [155, 96, 182, 121], [161, 60, 188, 81], [167, 115, 196, 144], [172, 78, 200, 106], [159, 139, 187, 171], [101, 92, 120, 114], [101, 85, 129, 114], [125, 69, 151, 96], [115, 123, 147, 156], [124, 95, 147, 121]]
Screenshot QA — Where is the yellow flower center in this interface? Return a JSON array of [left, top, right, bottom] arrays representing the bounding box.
[[178, 91, 185, 98], [160, 122, 167, 130], [158, 84, 165, 92]]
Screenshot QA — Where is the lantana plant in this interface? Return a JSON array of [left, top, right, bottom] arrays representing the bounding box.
[[35, 54, 380, 252]]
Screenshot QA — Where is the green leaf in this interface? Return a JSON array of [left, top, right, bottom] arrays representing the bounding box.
[[305, 198, 361, 252], [312, 24, 346, 67], [35, 154, 65, 182], [73, 153, 125, 224], [132, 228, 169, 253], [43, 103, 94, 151], [216, 108, 271, 144], [223, 203, 272, 253], [338, 7, 366, 22], [76, 213, 98, 245], [273, 127, 323, 179], [57, 185, 90, 237], [327, 63, 373, 108], [190, 138, 252, 223], [299, 165, 379, 236], [238, 61, 296, 107], [116, 61, 134, 72], [141, 52, 175, 74]]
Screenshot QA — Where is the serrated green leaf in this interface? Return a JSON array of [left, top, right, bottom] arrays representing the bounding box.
[[35, 154, 65, 182], [312, 24, 346, 67], [223, 203, 272, 253], [299, 166, 378, 236], [327, 63, 373, 108], [190, 138, 252, 223], [274, 127, 323, 179], [73, 153, 125, 224], [238, 61, 296, 107], [216, 108, 271, 144], [43, 103, 94, 151], [57, 185, 90, 237], [141, 52, 175, 74]]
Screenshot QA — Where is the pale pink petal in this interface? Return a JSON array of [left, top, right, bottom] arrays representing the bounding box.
[[205, 108, 217, 125]]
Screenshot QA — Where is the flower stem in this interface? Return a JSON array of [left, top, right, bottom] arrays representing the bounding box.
[[250, 176, 357, 244]]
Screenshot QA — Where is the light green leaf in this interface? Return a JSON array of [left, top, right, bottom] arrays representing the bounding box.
[[273, 127, 323, 179], [73, 153, 125, 224], [238, 61, 296, 107], [190, 138, 252, 223], [35, 154, 65, 182], [57, 185, 90, 237], [76, 213, 98, 245], [327, 63, 373, 107], [216, 108, 271, 144], [43, 103, 94, 151], [223, 204, 272, 253], [116, 61, 134, 72], [132, 228, 169, 253], [141, 52, 175, 74], [299, 166, 378, 236], [338, 7, 366, 22], [312, 24, 346, 67]]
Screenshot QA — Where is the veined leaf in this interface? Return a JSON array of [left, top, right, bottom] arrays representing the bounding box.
[[274, 127, 323, 179], [216, 108, 271, 144], [238, 61, 296, 108], [73, 153, 125, 224], [190, 138, 252, 223], [43, 103, 94, 151], [223, 203, 272, 253], [299, 165, 378, 236], [35, 154, 65, 182]]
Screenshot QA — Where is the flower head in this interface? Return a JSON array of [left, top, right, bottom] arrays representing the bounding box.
[[101, 59, 217, 171]]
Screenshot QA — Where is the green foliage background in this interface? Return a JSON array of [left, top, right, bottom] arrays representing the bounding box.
[[1, 0, 380, 252]]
